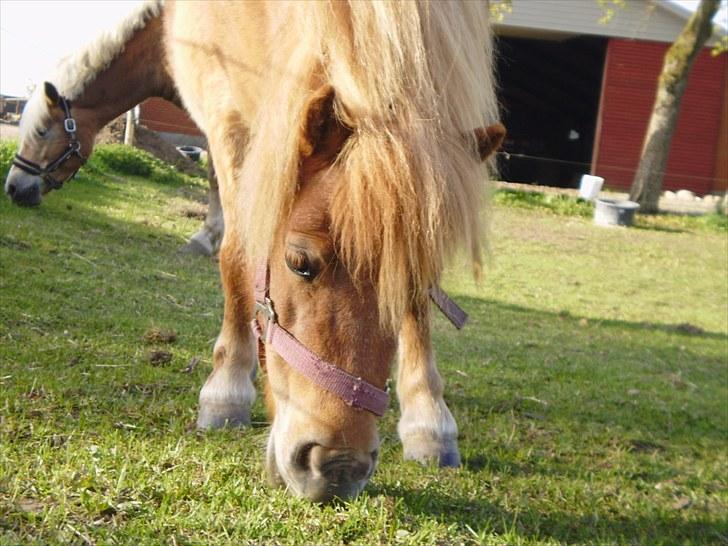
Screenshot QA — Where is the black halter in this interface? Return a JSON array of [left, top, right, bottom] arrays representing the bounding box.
[[12, 95, 86, 190]]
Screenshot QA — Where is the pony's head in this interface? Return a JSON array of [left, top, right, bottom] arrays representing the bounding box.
[[259, 85, 504, 502], [260, 86, 391, 501], [5, 82, 92, 206]]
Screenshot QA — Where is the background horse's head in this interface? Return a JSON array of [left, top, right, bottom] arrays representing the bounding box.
[[259, 85, 504, 502], [5, 0, 172, 208], [5, 82, 94, 206]]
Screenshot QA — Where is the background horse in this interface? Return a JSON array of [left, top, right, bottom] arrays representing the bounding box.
[[3, 0, 223, 256], [165, 0, 501, 502]]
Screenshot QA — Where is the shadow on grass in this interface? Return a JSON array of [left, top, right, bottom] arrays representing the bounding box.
[[0, 173, 208, 254], [369, 482, 727, 545], [479, 300, 726, 341], [632, 222, 688, 234], [434, 295, 727, 446]]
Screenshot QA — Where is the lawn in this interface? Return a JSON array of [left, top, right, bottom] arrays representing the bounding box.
[[1, 142, 726, 545]]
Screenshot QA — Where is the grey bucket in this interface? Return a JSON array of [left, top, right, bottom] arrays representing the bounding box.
[[594, 199, 640, 227], [176, 145, 203, 161]]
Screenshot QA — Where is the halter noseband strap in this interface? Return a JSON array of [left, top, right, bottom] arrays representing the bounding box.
[[251, 264, 390, 417], [12, 95, 85, 190], [250, 263, 469, 417]]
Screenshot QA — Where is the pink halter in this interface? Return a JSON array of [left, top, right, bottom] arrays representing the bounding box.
[[250, 264, 390, 416], [250, 264, 468, 417]]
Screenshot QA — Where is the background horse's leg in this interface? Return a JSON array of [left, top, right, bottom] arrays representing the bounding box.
[[182, 156, 224, 256], [197, 236, 257, 428], [396, 310, 460, 467]]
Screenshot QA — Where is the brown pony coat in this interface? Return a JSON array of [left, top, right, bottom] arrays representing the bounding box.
[[164, 0, 500, 501]]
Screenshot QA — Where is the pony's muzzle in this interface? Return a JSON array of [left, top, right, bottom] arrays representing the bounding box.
[[279, 441, 377, 502], [5, 169, 41, 207]]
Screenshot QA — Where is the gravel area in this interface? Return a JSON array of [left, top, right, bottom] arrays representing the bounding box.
[[0, 122, 19, 140]]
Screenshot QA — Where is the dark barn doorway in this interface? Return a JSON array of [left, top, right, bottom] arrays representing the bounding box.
[[496, 35, 607, 188]]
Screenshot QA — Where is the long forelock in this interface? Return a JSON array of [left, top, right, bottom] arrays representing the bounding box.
[[238, 1, 498, 330], [51, 0, 164, 100]]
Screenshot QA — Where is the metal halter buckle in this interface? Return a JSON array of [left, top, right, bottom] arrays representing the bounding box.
[[64, 118, 77, 133], [255, 297, 276, 340]]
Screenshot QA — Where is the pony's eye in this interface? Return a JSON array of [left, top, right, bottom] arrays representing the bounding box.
[[36, 127, 49, 138], [285, 250, 317, 280]]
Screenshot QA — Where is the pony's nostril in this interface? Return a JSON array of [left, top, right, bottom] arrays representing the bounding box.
[[292, 442, 318, 472], [316, 450, 373, 483], [7, 183, 16, 197]]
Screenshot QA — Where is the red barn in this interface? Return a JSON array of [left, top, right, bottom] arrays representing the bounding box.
[[139, 97, 201, 137], [495, 0, 726, 195], [594, 39, 725, 194]]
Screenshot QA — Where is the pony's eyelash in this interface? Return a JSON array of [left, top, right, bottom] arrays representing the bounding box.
[[285, 250, 314, 279], [286, 251, 307, 270]]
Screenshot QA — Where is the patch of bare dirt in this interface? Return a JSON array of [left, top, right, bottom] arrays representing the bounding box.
[[96, 116, 206, 177], [148, 349, 173, 366], [142, 327, 177, 344]]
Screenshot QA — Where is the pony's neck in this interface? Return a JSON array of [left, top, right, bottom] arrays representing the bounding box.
[[68, 14, 177, 133]]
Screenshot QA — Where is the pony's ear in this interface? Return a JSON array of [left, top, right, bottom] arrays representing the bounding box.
[[300, 84, 351, 161], [474, 123, 506, 161], [43, 82, 60, 108]]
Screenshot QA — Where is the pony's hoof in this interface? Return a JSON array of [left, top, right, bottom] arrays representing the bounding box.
[[197, 402, 250, 429], [438, 448, 461, 468], [402, 435, 461, 468], [180, 231, 214, 256]]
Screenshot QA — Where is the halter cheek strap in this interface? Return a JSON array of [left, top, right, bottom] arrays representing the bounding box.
[[429, 286, 468, 329], [250, 264, 390, 417], [12, 95, 85, 189]]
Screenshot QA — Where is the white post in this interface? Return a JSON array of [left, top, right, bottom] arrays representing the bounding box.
[[124, 109, 136, 146]]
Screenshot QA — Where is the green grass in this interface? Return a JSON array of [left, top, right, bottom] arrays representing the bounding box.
[[492, 189, 596, 218], [492, 187, 728, 233], [1, 141, 726, 545]]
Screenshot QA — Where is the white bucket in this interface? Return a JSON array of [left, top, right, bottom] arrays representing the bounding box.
[[579, 174, 604, 201]]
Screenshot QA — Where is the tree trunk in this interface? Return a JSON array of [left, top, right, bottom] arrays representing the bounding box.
[[629, 0, 720, 213]]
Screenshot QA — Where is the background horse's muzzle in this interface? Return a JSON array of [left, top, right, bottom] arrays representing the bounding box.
[[4, 169, 41, 207]]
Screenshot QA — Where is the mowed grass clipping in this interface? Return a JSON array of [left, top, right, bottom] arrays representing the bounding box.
[[1, 141, 726, 545]]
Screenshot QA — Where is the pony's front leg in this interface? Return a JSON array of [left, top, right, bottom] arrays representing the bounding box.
[[196, 238, 256, 428], [396, 310, 460, 467], [183, 158, 224, 256]]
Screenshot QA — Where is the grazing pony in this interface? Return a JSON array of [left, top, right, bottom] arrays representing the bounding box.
[[165, 1, 503, 502], [4, 0, 223, 256]]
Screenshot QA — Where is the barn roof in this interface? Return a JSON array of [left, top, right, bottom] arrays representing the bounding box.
[[495, 0, 725, 43]]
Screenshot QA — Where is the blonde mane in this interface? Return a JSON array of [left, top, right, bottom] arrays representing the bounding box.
[[53, 0, 164, 99], [238, 1, 498, 328]]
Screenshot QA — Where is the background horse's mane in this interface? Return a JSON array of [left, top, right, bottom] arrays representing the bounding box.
[[52, 0, 163, 99], [238, 1, 498, 329]]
